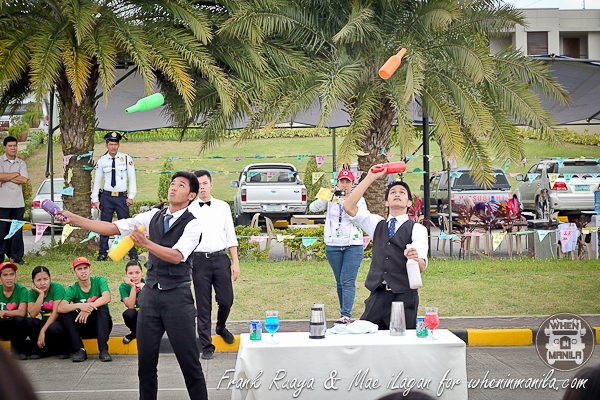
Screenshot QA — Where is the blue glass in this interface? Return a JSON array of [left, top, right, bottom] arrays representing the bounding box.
[[265, 312, 280, 344]]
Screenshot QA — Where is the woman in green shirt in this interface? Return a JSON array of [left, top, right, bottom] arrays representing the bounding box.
[[26, 266, 69, 359], [119, 260, 144, 344]]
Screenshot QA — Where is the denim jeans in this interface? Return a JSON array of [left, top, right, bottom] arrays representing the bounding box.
[[325, 245, 364, 318]]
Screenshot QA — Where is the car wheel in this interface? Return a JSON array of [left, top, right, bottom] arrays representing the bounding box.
[[535, 196, 550, 220], [236, 213, 252, 226], [29, 224, 36, 235]]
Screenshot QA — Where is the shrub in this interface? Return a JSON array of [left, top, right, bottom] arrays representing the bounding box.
[[157, 160, 174, 201], [304, 156, 328, 206], [235, 225, 270, 261]]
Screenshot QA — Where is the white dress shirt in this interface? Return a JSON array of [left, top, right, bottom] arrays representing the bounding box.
[[0, 154, 28, 208], [113, 207, 201, 262], [188, 197, 238, 252], [349, 208, 429, 268], [91, 151, 137, 202]]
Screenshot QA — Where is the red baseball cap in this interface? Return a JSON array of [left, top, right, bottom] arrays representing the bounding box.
[[0, 262, 18, 272], [337, 169, 354, 181], [72, 257, 91, 269]]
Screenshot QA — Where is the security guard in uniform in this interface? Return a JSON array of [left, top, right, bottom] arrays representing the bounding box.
[[91, 132, 137, 261]]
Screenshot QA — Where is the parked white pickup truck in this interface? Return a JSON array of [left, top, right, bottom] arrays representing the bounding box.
[[231, 163, 308, 225]]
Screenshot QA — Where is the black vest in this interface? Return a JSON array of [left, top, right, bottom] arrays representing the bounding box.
[[365, 218, 417, 294], [145, 208, 199, 290]]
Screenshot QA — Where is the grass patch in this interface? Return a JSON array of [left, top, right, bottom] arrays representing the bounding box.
[[17, 245, 600, 323]]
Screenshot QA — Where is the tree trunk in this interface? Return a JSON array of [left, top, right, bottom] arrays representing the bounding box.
[[58, 64, 99, 243], [357, 97, 395, 218]]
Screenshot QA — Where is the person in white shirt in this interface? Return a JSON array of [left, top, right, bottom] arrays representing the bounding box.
[[343, 165, 428, 330], [91, 132, 137, 261], [55, 171, 207, 400], [309, 169, 367, 324], [188, 170, 239, 360]]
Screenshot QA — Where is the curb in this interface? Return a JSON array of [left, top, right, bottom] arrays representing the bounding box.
[[2, 328, 598, 355]]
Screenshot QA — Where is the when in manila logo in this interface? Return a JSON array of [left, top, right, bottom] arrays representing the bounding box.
[[535, 313, 595, 372]]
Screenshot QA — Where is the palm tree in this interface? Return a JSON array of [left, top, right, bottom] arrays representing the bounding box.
[[0, 0, 234, 238], [200, 0, 569, 216]]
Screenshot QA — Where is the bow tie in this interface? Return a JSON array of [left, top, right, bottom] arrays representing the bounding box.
[[198, 201, 211, 207]]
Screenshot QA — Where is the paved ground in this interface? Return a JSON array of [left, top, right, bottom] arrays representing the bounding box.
[[21, 345, 600, 400]]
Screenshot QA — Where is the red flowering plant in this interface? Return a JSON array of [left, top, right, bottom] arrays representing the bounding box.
[[408, 195, 436, 229]]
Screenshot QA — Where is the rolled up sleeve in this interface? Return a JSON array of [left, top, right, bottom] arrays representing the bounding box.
[[173, 219, 202, 261]]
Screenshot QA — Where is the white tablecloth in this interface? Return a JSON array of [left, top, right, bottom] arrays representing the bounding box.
[[230, 330, 467, 400]]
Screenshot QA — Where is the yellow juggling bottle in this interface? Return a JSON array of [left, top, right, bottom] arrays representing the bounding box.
[[108, 226, 145, 262]]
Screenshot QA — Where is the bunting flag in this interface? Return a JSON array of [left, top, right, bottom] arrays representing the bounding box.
[[432, 170, 444, 175], [563, 173, 574, 184], [316, 188, 334, 202], [77, 151, 93, 161], [61, 224, 76, 243], [83, 165, 95, 170], [362, 236, 371, 249], [266, 171, 278, 181], [557, 157, 568, 168], [560, 230, 577, 252], [582, 227, 599, 234], [210, 156, 223, 159], [464, 232, 483, 237], [67, 169, 73, 184], [504, 159, 511, 172], [514, 230, 534, 235], [509, 173, 520, 178], [596, 158, 600, 163], [519, 158, 527, 166], [63, 155, 75, 170], [405, 155, 414, 160], [576, 173, 586, 179], [247, 171, 259, 179], [109, 235, 122, 251], [312, 172, 325, 184], [449, 171, 463, 178], [167, 157, 180, 162], [353, 171, 364, 181], [548, 173, 559, 188], [438, 232, 456, 239], [589, 173, 600, 178], [145, 156, 161, 161], [491, 172, 503, 176], [315, 155, 327, 169], [4, 220, 26, 240], [384, 152, 396, 158], [296, 155, 308, 163], [255, 154, 267, 159], [426, 155, 435, 160], [60, 187, 74, 196], [536, 230, 553, 242], [302, 237, 318, 247], [378, 148, 386, 156], [412, 168, 425, 174], [447, 156, 455, 165], [233, 157, 246, 162], [287, 172, 295, 179], [249, 236, 267, 243], [80, 231, 99, 243], [35, 224, 50, 243], [527, 173, 540, 181], [492, 232, 506, 251]]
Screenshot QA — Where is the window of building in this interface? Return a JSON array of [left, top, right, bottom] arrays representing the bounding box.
[[527, 32, 548, 55]]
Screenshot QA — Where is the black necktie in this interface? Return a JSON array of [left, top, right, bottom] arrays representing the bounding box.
[[199, 201, 211, 207], [111, 157, 116, 187]]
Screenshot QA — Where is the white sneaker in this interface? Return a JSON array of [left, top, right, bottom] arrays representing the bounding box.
[[335, 316, 350, 324]]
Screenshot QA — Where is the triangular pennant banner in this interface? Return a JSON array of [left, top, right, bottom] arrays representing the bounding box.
[[353, 171, 364, 181], [412, 168, 425, 174], [514, 230, 534, 235], [35, 223, 50, 243], [589, 173, 600, 178], [438, 232, 456, 240], [109, 235, 122, 251], [492, 232, 506, 251], [233, 157, 246, 162], [67, 169, 73, 184], [276, 234, 285, 242], [464, 232, 483, 237], [548, 173, 559, 188], [145, 156, 160, 161], [536, 230, 553, 242], [557, 157, 568, 168], [449, 171, 463, 178], [519, 158, 527, 166], [362, 236, 371, 249], [61, 224, 75, 243], [80, 231, 99, 243], [63, 155, 74, 170], [266, 171, 278, 181], [560, 229, 576, 252], [60, 187, 74, 196], [83, 165, 95, 170], [247, 171, 259, 179], [316, 188, 334, 202], [527, 173, 540, 181], [315, 155, 327, 169], [77, 150, 93, 160], [582, 227, 599, 234], [563, 173, 574, 184], [296, 155, 308, 163], [312, 172, 325, 184], [576, 173, 586, 179], [509, 173, 520, 178], [302, 237, 318, 247], [384, 152, 396, 159], [167, 157, 180, 162], [249, 236, 267, 243], [254, 154, 267, 159], [4, 220, 26, 240]]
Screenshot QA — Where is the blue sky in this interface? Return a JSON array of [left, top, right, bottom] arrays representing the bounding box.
[[508, 0, 599, 8]]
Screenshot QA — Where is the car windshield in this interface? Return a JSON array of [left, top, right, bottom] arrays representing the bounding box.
[[554, 161, 600, 174], [453, 170, 511, 190], [246, 169, 296, 183], [37, 180, 65, 195]]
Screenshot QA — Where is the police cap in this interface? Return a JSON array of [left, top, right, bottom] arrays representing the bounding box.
[[103, 131, 122, 142]]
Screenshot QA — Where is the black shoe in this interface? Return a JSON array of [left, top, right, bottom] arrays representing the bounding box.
[[13, 259, 28, 265], [99, 350, 112, 362], [201, 350, 214, 360], [95, 254, 107, 262], [218, 329, 235, 344], [58, 353, 70, 360], [123, 334, 135, 344], [18, 353, 28, 360], [129, 254, 139, 261], [73, 349, 87, 362]]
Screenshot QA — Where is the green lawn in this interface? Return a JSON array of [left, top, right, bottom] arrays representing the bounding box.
[[16, 244, 600, 323]]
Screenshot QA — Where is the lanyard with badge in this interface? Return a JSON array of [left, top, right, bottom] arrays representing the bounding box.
[[334, 197, 344, 237]]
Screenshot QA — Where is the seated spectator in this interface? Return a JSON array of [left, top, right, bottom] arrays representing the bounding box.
[[0, 262, 27, 359], [0, 346, 38, 400], [563, 363, 600, 400], [119, 260, 145, 344], [26, 266, 69, 359], [58, 257, 113, 362]]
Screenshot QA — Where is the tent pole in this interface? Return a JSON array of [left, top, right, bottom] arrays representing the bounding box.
[[48, 88, 56, 243], [423, 110, 431, 256], [331, 128, 336, 176]]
